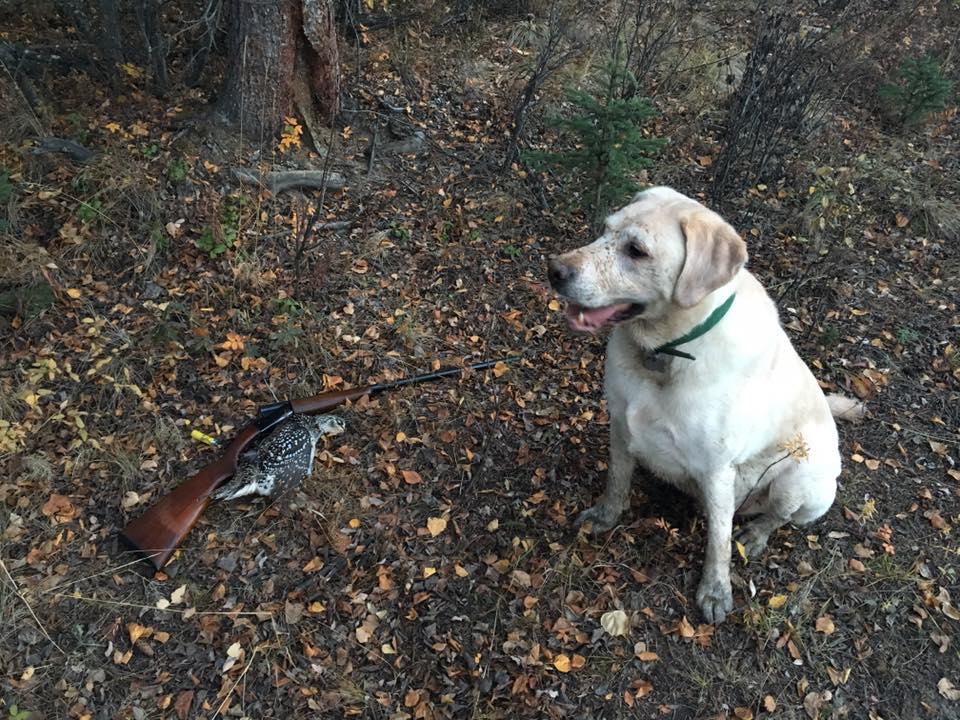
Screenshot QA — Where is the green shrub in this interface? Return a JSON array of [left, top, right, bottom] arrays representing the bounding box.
[[879, 54, 953, 127], [524, 53, 665, 227]]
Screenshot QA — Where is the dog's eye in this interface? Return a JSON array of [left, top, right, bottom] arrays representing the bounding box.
[[625, 241, 647, 260]]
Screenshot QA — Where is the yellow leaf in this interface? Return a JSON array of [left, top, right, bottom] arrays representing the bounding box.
[[348, 518, 360, 529], [381, 643, 396, 655], [554, 654, 571, 672], [492, 361, 509, 377], [768, 594, 788, 609], [426, 516, 447, 536], [548, 299, 560, 311], [763, 695, 777, 712], [815, 615, 836, 634], [127, 622, 151, 644], [66, 288, 82, 299], [422, 567, 436, 578], [226, 642, 242, 658], [736, 540, 748, 562]]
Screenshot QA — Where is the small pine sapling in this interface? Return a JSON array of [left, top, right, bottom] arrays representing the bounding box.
[[879, 54, 953, 127], [525, 51, 665, 228]]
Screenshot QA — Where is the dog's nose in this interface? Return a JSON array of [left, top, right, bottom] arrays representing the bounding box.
[[547, 257, 575, 290]]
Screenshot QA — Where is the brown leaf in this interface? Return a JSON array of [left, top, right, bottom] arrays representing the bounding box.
[[763, 695, 777, 712], [41, 494, 78, 523], [284, 601, 304, 625], [676, 615, 695, 638], [553, 654, 571, 672], [734, 708, 754, 720], [633, 679, 653, 698], [849, 374, 876, 400], [401, 469, 422, 484], [174, 690, 194, 720], [929, 440, 948, 456]]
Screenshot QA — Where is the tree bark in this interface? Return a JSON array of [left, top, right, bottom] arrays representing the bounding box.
[[219, 0, 340, 140]]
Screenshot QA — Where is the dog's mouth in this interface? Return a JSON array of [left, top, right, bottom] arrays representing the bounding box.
[[564, 302, 645, 333]]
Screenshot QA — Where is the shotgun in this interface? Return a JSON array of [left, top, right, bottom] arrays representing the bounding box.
[[119, 356, 518, 570]]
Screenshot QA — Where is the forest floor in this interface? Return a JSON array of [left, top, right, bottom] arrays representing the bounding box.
[[2, 6, 960, 720]]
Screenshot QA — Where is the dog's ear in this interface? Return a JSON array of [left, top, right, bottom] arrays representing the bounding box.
[[673, 209, 748, 308]]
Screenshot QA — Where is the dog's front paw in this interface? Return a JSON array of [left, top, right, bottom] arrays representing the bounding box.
[[575, 503, 622, 534], [696, 575, 734, 625]]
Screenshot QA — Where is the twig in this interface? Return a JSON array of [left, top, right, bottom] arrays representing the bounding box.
[[294, 124, 339, 293], [0, 557, 65, 655]]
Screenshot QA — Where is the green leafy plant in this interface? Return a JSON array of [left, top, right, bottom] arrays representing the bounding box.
[[75, 198, 103, 224], [879, 54, 953, 127], [195, 195, 248, 258], [524, 51, 665, 227], [167, 156, 189, 183]]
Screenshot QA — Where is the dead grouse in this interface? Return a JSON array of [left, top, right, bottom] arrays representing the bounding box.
[[213, 414, 346, 501]]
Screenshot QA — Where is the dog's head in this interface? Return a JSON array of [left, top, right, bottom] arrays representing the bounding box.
[[547, 187, 748, 333]]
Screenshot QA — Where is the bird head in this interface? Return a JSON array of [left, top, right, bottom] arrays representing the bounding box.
[[310, 414, 346, 437]]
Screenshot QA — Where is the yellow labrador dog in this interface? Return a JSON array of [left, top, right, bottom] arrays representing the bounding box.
[[548, 187, 861, 624]]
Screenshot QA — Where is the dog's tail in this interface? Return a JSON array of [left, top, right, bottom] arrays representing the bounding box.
[[826, 393, 866, 423]]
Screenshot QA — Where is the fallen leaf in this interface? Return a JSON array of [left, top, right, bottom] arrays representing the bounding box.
[[768, 594, 788, 609], [492, 361, 510, 377], [174, 690, 194, 720], [226, 642, 242, 658], [803, 690, 832, 719], [763, 695, 777, 712], [734, 708, 753, 720], [939, 678, 960, 701], [554, 654, 571, 672], [633, 679, 653, 698], [41, 494, 78, 523], [600, 609, 630, 637], [170, 585, 187, 605], [827, 666, 850, 685], [426, 516, 447, 536], [676, 615, 695, 638], [401, 469, 422, 484], [815, 615, 836, 634], [127, 623, 151, 644]]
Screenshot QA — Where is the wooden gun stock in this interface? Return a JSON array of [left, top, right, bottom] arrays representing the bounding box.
[[118, 357, 517, 570]]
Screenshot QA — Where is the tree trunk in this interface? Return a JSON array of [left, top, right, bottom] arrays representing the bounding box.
[[219, 0, 340, 140]]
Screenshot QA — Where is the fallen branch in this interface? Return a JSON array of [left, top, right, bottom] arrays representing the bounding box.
[[31, 137, 97, 164], [233, 168, 346, 195]]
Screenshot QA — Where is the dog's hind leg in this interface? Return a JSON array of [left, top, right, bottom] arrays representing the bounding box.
[[736, 464, 837, 559]]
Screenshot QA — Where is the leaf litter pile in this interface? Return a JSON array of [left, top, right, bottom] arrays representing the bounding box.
[[2, 9, 960, 720]]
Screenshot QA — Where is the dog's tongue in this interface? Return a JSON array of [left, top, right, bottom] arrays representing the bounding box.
[[565, 303, 632, 333]]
